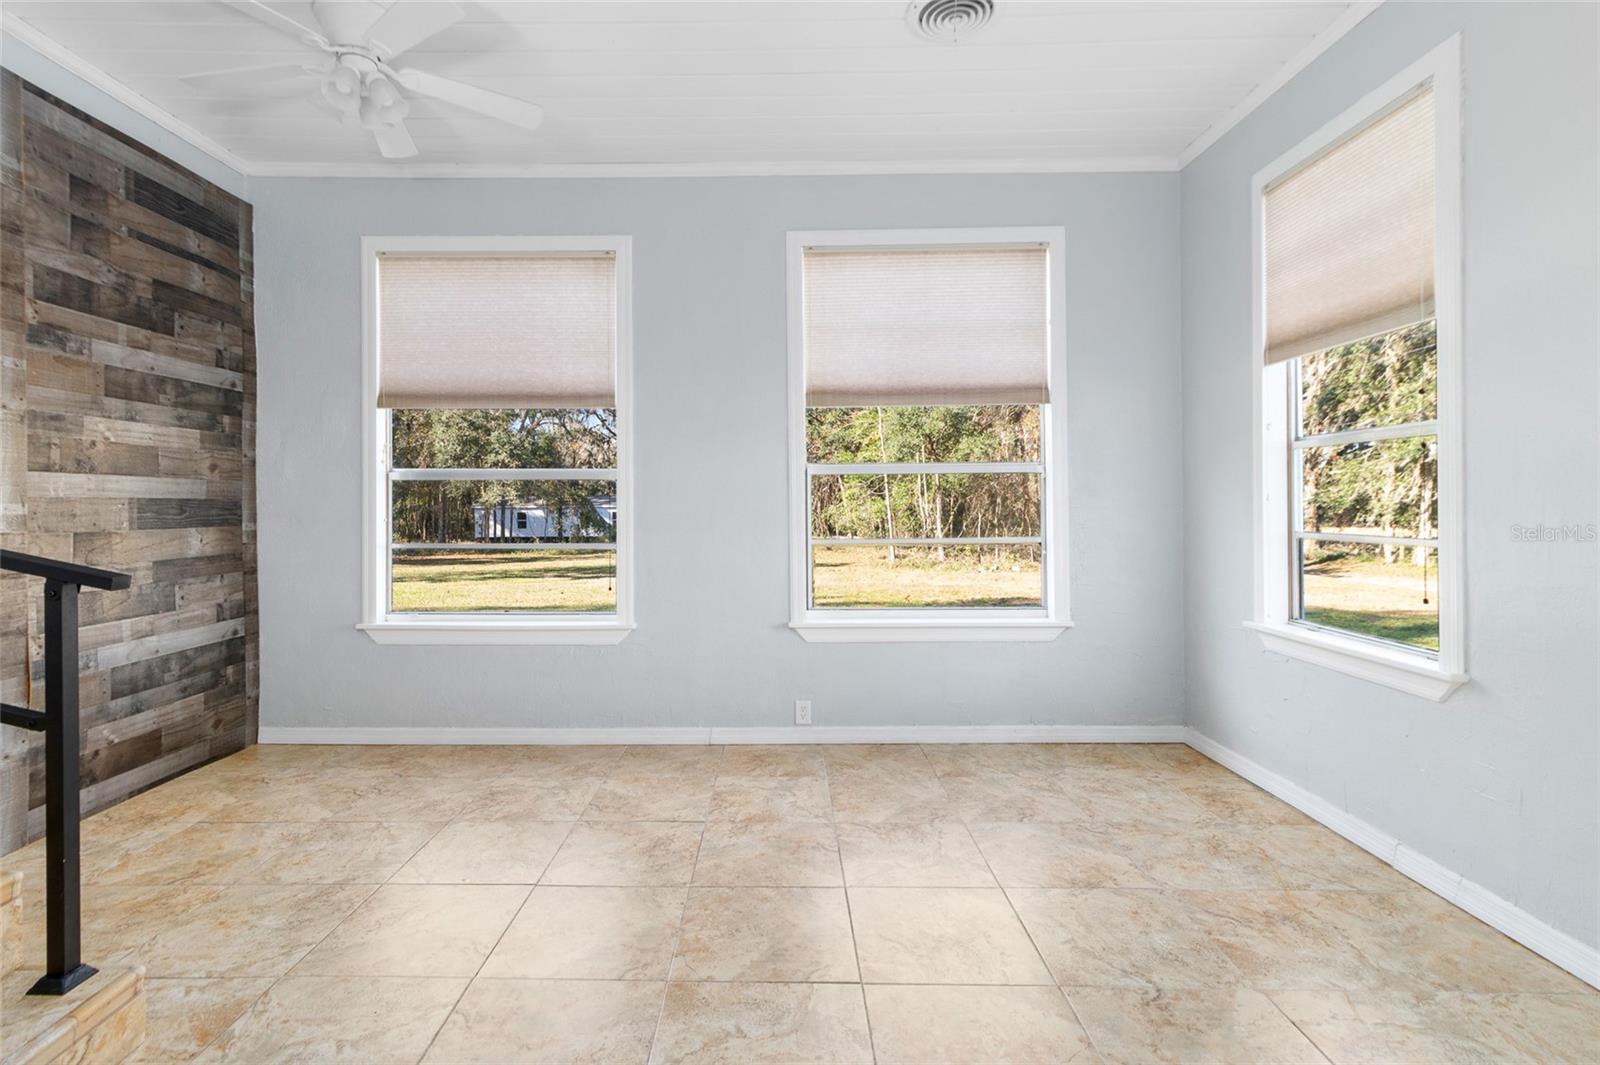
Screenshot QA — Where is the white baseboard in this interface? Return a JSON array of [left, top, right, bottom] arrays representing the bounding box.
[[1184, 728, 1600, 991], [257, 724, 1188, 746], [259, 727, 712, 746], [715, 725, 1187, 744]]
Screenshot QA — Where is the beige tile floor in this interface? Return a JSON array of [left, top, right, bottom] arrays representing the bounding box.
[[1, 743, 1595, 1064]]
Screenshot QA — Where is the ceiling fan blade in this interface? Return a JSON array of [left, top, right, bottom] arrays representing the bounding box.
[[391, 68, 544, 132], [373, 121, 419, 160], [364, 2, 463, 59], [310, 0, 385, 45], [219, 0, 330, 49], [181, 63, 322, 95]]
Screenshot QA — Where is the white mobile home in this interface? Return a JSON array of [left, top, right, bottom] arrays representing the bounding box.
[[471, 496, 617, 541]]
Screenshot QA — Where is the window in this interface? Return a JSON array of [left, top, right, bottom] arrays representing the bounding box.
[[360, 237, 633, 644], [1250, 40, 1463, 699], [786, 228, 1068, 642], [1293, 323, 1438, 651]]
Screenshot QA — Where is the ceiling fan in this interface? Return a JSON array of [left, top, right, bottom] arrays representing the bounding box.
[[182, 0, 545, 159]]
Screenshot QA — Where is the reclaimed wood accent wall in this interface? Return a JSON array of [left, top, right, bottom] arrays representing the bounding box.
[[0, 72, 257, 851]]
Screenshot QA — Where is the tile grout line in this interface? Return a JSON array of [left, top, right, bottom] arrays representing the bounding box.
[[1057, 988, 1108, 1065], [645, 747, 718, 1065], [379, 820, 454, 886], [823, 747, 878, 1065], [414, 792, 583, 1064], [860, 745, 1109, 1057], [266, 878, 386, 980], [415, 881, 539, 1065], [183, 978, 278, 1063], [960, 820, 1055, 981], [529, 820, 583, 888], [1263, 991, 1337, 1065], [959, 793, 1110, 1061], [183, 880, 383, 1062], [913, 743, 959, 817], [572, 743, 633, 823]]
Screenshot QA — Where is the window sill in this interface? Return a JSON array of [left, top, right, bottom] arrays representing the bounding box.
[[791, 617, 1071, 644], [1245, 620, 1465, 701], [359, 619, 634, 646]]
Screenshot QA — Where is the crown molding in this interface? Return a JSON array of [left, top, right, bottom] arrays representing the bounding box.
[[1176, 0, 1383, 168], [245, 155, 1180, 179], [1, 13, 251, 179]]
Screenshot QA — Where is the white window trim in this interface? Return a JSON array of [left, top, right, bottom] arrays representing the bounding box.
[[358, 235, 635, 645], [1249, 37, 1465, 700], [785, 226, 1071, 643]]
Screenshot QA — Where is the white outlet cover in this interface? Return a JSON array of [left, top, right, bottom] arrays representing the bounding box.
[[795, 700, 812, 724]]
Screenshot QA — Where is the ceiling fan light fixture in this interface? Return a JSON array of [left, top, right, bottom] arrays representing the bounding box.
[[330, 60, 361, 94], [320, 60, 361, 112], [321, 78, 359, 112], [366, 74, 400, 109], [359, 85, 409, 130]]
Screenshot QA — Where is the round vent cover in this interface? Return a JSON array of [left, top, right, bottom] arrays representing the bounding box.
[[906, 0, 995, 42]]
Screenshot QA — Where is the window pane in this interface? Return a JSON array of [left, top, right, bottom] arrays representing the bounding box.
[[391, 548, 617, 614], [810, 473, 1040, 540], [1298, 539, 1438, 652], [812, 544, 1042, 609], [1298, 320, 1436, 437], [391, 478, 617, 614], [391, 409, 616, 470], [805, 406, 1041, 464], [1299, 436, 1437, 537]]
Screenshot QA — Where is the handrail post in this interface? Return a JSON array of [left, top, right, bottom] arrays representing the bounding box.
[[2, 549, 127, 995], [30, 578, 95, 995]]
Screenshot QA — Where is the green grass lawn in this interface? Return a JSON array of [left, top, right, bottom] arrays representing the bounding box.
[[394, 545, 1435, 642], [391, 549, 617, 613], [1301, 553, 1439, 651], [1302, 607, 1439, 649], [393, 545, 1043, 612], [812, 544, 1041, 608]]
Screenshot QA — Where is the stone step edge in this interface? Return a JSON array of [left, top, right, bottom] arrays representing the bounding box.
[[4, 966, 146, 1065], [0, 872, 20, 976]]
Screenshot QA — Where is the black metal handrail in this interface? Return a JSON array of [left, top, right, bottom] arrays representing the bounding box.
[[0, 551, 130, 591], [1, 549, 130, 996]]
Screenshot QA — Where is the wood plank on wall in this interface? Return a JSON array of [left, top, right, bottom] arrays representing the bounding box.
[[0, 73, 257, 853]]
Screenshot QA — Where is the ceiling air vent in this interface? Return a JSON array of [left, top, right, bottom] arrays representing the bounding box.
[[906, 0, 995, 43]]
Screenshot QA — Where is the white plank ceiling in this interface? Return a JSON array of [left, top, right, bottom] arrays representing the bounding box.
[[3, 1, 1358, 174]]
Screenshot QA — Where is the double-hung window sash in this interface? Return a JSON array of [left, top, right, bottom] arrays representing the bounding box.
[[800, 243, 1052, 611], [1264, 86, 1441, 650], [376, 252, 620, 609]]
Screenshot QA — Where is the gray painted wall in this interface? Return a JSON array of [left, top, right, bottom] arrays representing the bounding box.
[[251, 173, 1185, 731], [1181, 1, 1599, 948]]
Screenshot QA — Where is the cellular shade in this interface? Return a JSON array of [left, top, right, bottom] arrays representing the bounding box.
[[1264, 87, 1436, 364], [803, 245, 1049, 407], [377, 253, 616, 408]]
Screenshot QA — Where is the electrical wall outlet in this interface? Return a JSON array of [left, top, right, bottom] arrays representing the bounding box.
[[794, 700, 813, 725]]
